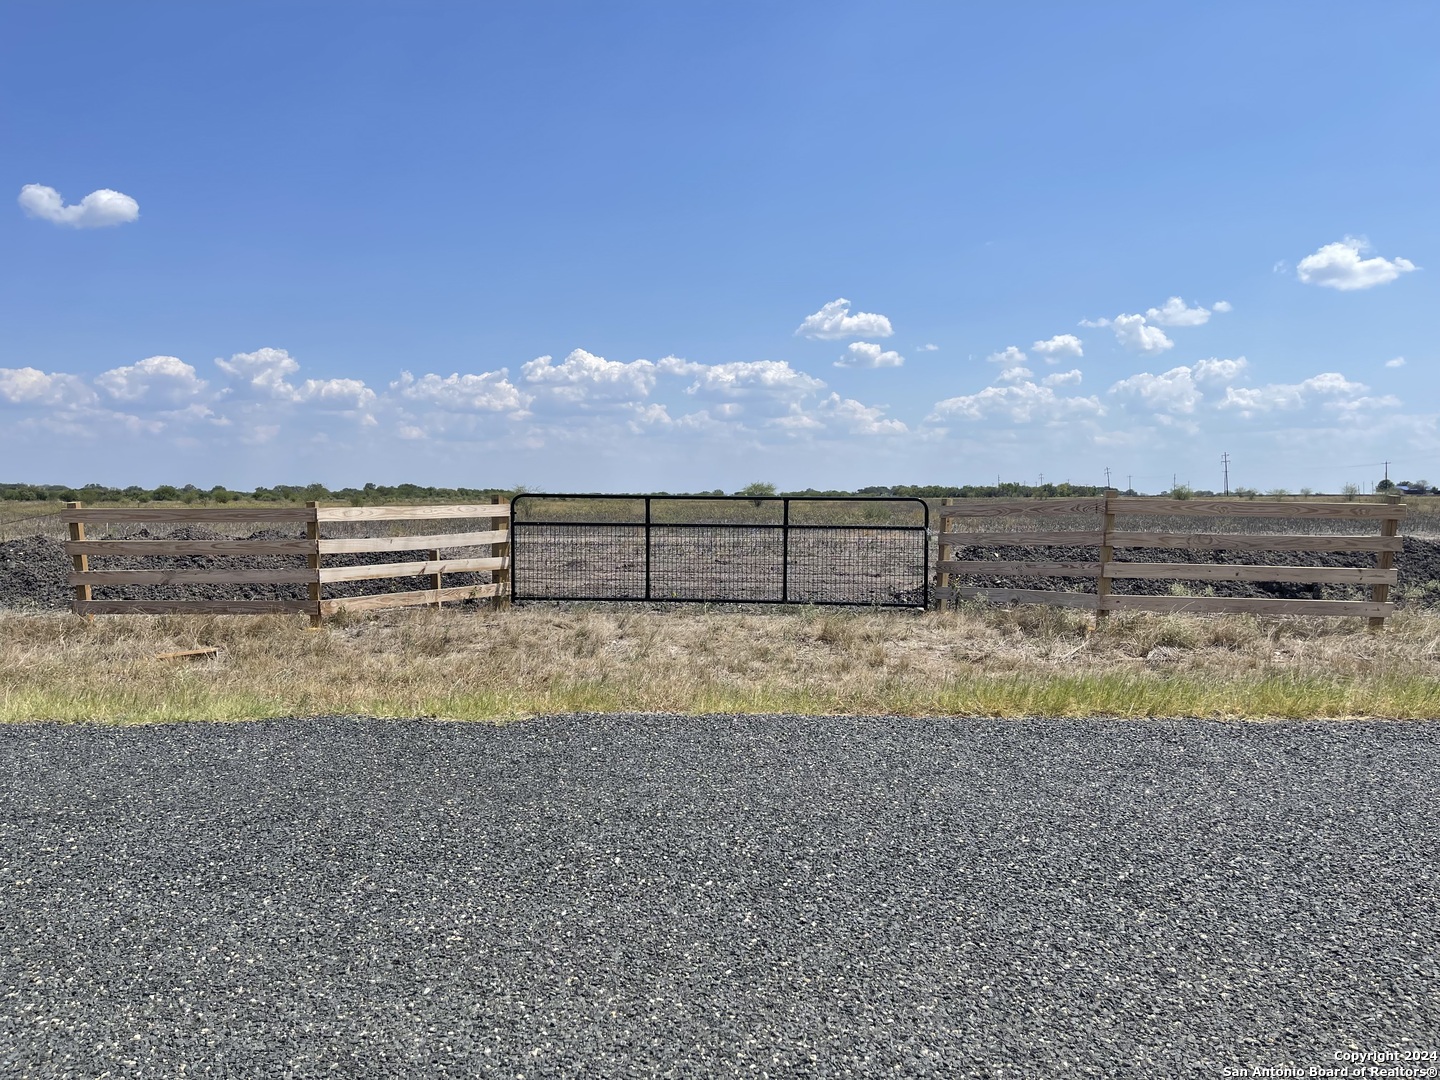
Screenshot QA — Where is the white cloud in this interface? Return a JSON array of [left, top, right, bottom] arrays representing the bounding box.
[[835, 342, 904, 368], [928, 382, 1103, 423], [390, 370, 528, 412], [773, 394, 907, 436], [1211, 300, 1232, 313], [986, 345, 1028, 369], [1296, 236, 1417, 291], [1111, 314, 1174, 354], [214, 347, 304, 399], [1218, 372, 1371, 416], [795, 298, 894, 340], [917, 343, 939, 352], [1192, 357, 1248, 384], [1144, 297, 1213, 327], [1110, 367, 1204, 414], [18, 184, 140, 228], [0, 366, 97, 407], [996, 365, 1034, 382], [1108, 357, 1247, 415], [96, 356, 208, 405], [1042, 369, 1082, 388], [1386, 356, 1406, 368], [521, 349, 659, 400], [663, 358, 825, 399], [1030, 334, 1083, 362], [1079, 317, 1111, 328], [297, 378, 376, 409]]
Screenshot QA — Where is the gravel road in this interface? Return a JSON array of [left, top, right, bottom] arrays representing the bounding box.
[[2, 715, 1436, 1078]]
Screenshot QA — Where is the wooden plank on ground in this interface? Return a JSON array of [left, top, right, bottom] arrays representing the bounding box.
[[66, 539, 315, 556], [73, 600, 316, 615], [1104, 563, 1398, 585], [155, 648, 220, 661], [1100, 595, 1394, 617], [938, 498, 1103, 518], [62, 507, 315, 524], [1107, 497, 1404, 520], [1105, 532, 1402, 554], [938, 530, 1105, 547], [317, 529, 508, 554], [318, 556, 508, 583], [937, 560, 1103, 577], [319, 582, 503, 615], [69, 568, 317, 586], [933, 586, 1099, 610], [315, 503, 510, 522]]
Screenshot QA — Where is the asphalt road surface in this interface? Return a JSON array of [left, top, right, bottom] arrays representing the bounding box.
[[2, 714, 1436, 1078]]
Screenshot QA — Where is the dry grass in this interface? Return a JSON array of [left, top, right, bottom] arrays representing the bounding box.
[[3, 604, 1439, 724]]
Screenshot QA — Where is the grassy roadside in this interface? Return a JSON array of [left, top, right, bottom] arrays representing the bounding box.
[[4, 604, 1439, 724]]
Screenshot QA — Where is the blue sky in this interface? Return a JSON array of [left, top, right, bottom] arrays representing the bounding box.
[[4, 1, 1437, 494]]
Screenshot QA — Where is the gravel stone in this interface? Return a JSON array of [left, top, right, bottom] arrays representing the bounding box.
[[1, 714, 1437, 1077]]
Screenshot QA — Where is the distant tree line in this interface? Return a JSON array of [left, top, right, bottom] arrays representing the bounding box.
[[4, 477, 1430, 504]]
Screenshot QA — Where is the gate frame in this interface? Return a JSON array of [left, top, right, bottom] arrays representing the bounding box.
[[509, 494, 929, 608]]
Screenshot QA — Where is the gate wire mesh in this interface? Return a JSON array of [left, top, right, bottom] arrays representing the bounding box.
[[510, 495, 928, 607]]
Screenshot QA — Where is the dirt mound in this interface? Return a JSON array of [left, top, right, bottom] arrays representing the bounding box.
[[0, 531, 494, 611]]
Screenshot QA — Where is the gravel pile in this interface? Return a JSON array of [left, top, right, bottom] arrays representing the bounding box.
[[2, 714, 1436, 1077]]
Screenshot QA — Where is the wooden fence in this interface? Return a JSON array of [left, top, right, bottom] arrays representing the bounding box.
[[933, 492, 1405, 627], [63, 500, 510, 624]]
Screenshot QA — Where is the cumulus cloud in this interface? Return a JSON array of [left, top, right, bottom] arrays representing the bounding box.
[[795, 298, 894, 340], [773, 394, 907, 436], [18, 184, 139, 228], [996, 365, 1034, 382], [917, 343, 939, 352], [1192, 357, 1248, 384], [1110, 314, 1174, 354], [0, 366, 97, 407], [1109, 357, 1247, 415], [1296, 237, 1417, 291], [663, 358, 825, 399], [1078, 317, 1110, 328], [835, 342, 904, 368], [1110, 367, 1204, 414], [1386, 357, 1406, 368], [390, 370, 527, 412], [214, 347, 303, 399], [986, 346, 1029, 369], [1042, 369, 1083, 387], [1218, 372, 1372, 416], [521, 349, 661, 401], [1030, 334, 1083, 362], [1144, 297, 1214, 327], [96, 356, 208, 405], [928, 382, 1103, 423], [297, 378, 376, 409], [1212, 300, 1232, 313]]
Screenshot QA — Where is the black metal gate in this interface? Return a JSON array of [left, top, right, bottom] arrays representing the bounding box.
[[510, 495, 928, 607]]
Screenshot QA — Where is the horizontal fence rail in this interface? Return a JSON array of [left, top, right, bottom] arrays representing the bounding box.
[[934, 492, 1406, 627], [61, 500, 511, 623]]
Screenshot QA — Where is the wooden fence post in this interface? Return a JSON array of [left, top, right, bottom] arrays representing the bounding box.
[[1370, 493, 1402, 631], [937, 498, 954, 612], [1096, 489, 1117, 622], [430, 548, 444, 607], [307, 501, 322, 629], [491, 494, 510, 610], [67, 501, 93, 623]]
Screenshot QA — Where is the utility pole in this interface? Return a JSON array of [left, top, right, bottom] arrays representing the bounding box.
[[1221, 451, 1230, 496], [1104, 466, 1111, 489], [1127, 474, 1132, 492]]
